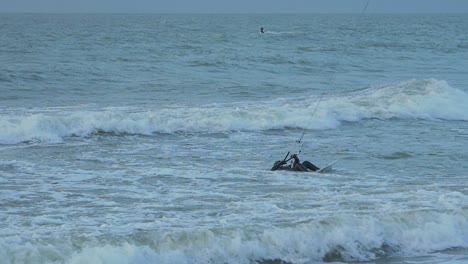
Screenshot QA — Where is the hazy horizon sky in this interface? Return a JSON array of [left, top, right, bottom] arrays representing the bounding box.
[[1, 0, 468, 14]]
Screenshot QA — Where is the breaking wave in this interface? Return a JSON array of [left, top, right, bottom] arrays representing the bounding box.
[[1, 210, 467, 264], [1, 79, 467, 144]]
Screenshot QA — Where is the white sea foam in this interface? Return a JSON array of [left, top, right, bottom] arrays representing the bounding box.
[[1, 211, 466, 264], [0, 79, 466, 144]]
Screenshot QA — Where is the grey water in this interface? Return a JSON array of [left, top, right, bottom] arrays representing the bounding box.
[[1, 14, 467, 263]]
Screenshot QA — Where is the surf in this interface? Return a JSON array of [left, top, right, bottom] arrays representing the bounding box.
[[1, 79, 466, 145]]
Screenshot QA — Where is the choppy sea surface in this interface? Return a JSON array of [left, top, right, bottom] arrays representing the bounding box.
[[1, 13, 467, 264]]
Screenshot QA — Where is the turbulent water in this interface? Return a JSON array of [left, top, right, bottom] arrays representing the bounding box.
[[1, 13, 467, 264]]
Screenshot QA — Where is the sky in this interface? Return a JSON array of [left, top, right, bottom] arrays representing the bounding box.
[[1, 0, 468, 13]]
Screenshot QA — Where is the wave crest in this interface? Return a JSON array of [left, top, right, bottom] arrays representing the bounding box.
[[1, 79, 466, 144], [1, 211, 467, 263]]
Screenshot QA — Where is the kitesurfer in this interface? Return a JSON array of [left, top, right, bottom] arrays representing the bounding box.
[[260, 27, 264, 33], [271, 153, 320, 172]]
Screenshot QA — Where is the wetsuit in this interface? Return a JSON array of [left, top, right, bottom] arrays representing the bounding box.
[[271, 160, 291, 171], [271, 154, 320, 172]]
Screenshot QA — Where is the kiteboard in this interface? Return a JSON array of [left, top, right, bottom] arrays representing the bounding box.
[[317, 159, 338, 173]]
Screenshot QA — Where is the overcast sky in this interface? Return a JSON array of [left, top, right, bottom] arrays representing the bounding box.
[[1, 0, 468, 13]]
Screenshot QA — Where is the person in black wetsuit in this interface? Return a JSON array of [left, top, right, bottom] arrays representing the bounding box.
[[260, 27, 264, 33], [271, 153, 320, 172]]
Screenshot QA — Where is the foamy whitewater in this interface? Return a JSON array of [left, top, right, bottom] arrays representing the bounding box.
[[1, 14, 467, 264]]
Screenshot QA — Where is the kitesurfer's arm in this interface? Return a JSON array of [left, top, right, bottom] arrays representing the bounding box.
[[271, 160, 286, 171], [291, 154, 300, 166]]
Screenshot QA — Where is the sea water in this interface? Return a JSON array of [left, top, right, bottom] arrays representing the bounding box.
[[0, 13, 467, 264]]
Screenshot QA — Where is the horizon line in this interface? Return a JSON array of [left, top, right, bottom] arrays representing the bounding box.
[[1, 11, 467, 15]]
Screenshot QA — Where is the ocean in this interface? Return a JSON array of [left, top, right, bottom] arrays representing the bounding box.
[[0, 13, 467, 264]]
